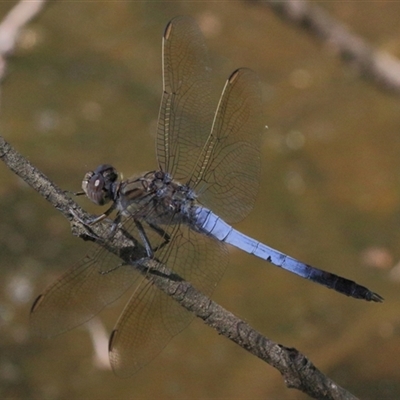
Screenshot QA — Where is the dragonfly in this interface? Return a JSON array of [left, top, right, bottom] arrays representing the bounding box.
[[30, 16, 383, 378]]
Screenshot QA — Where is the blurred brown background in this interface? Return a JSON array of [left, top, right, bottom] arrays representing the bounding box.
[[0, 1, 399, 399]]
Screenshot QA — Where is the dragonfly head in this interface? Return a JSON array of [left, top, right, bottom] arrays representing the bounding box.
[[82, 164, 119, 206]]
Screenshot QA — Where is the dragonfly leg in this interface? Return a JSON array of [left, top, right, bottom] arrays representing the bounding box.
[[147, 222, 171, 252], [134, 219, 155, 258], [69, 204, 116, 226], [109, 213, 122, 233], [99, 262, 125, 275], [87, 204, 116, 225], [71, 189, 85, 196]]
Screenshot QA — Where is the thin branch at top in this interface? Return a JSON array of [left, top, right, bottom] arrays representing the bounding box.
[[255, 0, 400, 95]]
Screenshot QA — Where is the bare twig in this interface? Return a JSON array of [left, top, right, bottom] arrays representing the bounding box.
[[254, 0, 400, 95], [0, 134, 358, 400]]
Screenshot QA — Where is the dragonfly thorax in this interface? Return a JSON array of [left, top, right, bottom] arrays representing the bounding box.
[[116, 170, 197, 224]]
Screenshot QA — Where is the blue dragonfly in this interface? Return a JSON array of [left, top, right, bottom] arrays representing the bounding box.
[[31, 16, 382, 377]]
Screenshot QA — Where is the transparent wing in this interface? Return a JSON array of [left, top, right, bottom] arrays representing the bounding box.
[[109, 281, 191, 377], [109, 223, 228, 377], [157, 16, 214, 182], [31, 198, 227, 377], [190, 68, 263, 223], [30, 241, 140, 338]]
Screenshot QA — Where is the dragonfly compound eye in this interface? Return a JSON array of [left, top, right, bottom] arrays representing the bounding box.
[[82, 165, 118, 206]]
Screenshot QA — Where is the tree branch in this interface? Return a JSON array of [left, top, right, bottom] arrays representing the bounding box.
[[254, 0, 400, 95], [0, 134, 358, 399]]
